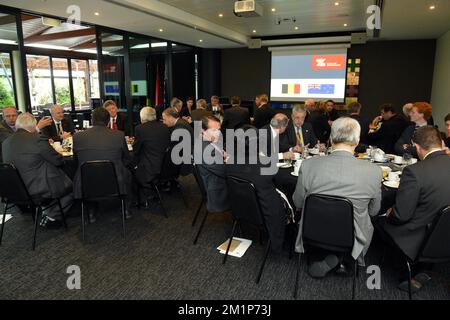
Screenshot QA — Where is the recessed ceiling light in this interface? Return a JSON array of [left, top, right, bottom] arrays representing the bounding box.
[[218, 13, 223, 17], [199, 39, 203, 42], [159, 28, 164, 32], [94, 12, 99, 16], [252, 29, 256, 33], [295, 26, 299, 30], [343, 23, 348, 27], [334, 2, 340, 6], [429, 5, 436, 10], [271, 8, 276, 12]]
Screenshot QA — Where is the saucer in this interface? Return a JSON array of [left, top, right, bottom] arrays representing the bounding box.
[[291, 172, 299, 177], [277, 163, 292, 168]]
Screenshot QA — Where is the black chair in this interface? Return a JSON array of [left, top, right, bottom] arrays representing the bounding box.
[[136, 177, 167, 218], [224, 175, 271, 284], [389, 206, 450, 300], [191, 162, 207, 227], [293, 194, 357, 299], [80, 161, 126, 242], [0, 163, 67, 250]]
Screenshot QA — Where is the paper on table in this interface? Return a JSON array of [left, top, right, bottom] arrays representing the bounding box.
[[217, 237, 252, 258]]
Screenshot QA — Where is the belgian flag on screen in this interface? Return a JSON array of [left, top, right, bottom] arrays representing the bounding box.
[[282, 84, 300, 94]]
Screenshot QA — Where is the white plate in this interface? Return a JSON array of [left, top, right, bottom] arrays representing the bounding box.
[[276, 163, 292, 168], [290, 172, 299, 177], [374, 158, 389, 163], [383, 180, 400, 189], [309, 149, 319, 155]]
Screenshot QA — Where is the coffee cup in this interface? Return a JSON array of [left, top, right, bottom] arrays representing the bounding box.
[[388, 172, 399, 181], [293, 160, 302, 175], [374, 154, 384, 162], [393, 155, 403, 164]]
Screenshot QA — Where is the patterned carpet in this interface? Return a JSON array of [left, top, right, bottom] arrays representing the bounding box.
[[1, 175, 449, 300]]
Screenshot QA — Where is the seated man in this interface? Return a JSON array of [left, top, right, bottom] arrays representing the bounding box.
[[221, 96, 250, 131], [305, 99, 331, 144], [260, 113, 295, 160], [252, 93, 275, 129], [103, 100, 131, 136], [161, 108, 194, 188], [347, 102, 370, 148], [376, 126, 450, 292], [293, 117, 382, 278], [226, 126, 288, 253], [132, 107, 170, 201], [2, 113, 73, 228], [41, 104, 75, 142], [280, 104, 319, 153], [444, 113, 450, 152], [196, 116, 229, 213], [190, 99, 212, 123], [72, 107, 133, 222]]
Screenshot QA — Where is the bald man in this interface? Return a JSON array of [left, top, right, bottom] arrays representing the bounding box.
[[41, 104, 75, 142], [260, 113, 295, 160]]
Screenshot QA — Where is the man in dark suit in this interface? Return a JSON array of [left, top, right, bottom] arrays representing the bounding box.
[[2, 112, 73, 228], [325, 99, 339, 123], [253, 93, 275, 129], [104, 100, 131, 136], [226, 129, 288, 253], [367, 104, 408, 154], [0, 106, 18, 162], [444, 113, 450, 150], [280, 104, 319, 153], [260, 113, 295, 161], [40, 104, 75, 142], [161, 107, 194, 187], [347, 102, 370, 148], [190, 99, 212, 122], [72, 107, 133, 221], [133, 107, 170, 185], [304, 99, 331, 144], [196, 116, 229, 213], [377, 126, 450, 292], [222, 96, 250, 130]]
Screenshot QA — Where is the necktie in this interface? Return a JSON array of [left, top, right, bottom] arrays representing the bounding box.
[[112, 118, 117, 130], [56, 122, 63, 135], [296, 127, 303, 147]]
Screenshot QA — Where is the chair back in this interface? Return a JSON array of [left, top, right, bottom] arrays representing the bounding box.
[[192, 162, 207, 199], [302, 194, 354, 253], [226, 175, 265, 227], [418, 206, 450, 263], [80, 160, 121, 200], [0, 163, 33, 205]]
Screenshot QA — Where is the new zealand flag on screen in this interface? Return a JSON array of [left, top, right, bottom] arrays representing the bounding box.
[[307, 84, 335, 94]]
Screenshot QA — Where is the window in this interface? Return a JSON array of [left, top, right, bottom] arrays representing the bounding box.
[[0, 52, 15, 108], [89, 59, 100, 99], [52, 57, 71, 111], [71, 59, 89, 110], [27, 55, 53, 111]]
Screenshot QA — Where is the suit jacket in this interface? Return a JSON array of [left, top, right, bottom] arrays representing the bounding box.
[[367, 114, 408, 154], [383, 151, 450, 260], [41, 117, 75, 142], [349, 114, 370, 145], [2, 129, 72, 199], [197, 140, 229, 213], [162, 119, 194, 178], [72, 126, 131, 199], [226, 163, 287, 253], [259, 124, 279, 157], [327, 108, 339, 121], [190, 108, 212, 122], [253, 104, 275, 129], [306, 111, 331, 144], [222, 106, 250, 130], [280, 122, 318, 152], [108, 112, 131, 136], [0, 121, 14, 162], [132, 120, 170, 184], [293, 150, 382, 262], [394, 124, 419, 157], [445, 137, 450, 149]]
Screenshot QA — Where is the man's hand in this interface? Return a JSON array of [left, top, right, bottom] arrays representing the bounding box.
[[318, 143, 326, 152], [292, 145, 303, 153], [283, 151, 295, 160], [402, 144, 410, 150], [37, 117, 52, 129], [60, 131, 71, 140]]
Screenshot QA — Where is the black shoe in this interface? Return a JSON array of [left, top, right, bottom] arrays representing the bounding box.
[[40, 215, 62, 229], [308, 255, 340, 278]]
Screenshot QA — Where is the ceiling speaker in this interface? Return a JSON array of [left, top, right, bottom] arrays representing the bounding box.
[[248, 38, 262, 49]]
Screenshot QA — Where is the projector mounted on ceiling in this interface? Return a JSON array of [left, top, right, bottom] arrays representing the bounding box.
[[234, 0, 263, 17]]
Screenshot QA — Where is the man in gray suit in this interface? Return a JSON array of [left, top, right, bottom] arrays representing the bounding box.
[[73, 107, 132, 222], [293, 117, 382, 278], [2, 113, 73, 228]]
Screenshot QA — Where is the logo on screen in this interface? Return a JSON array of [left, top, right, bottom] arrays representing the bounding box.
[[312, 55, 345, 70]]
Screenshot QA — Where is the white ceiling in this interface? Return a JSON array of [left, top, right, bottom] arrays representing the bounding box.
[[0, 0, 449, 48]]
